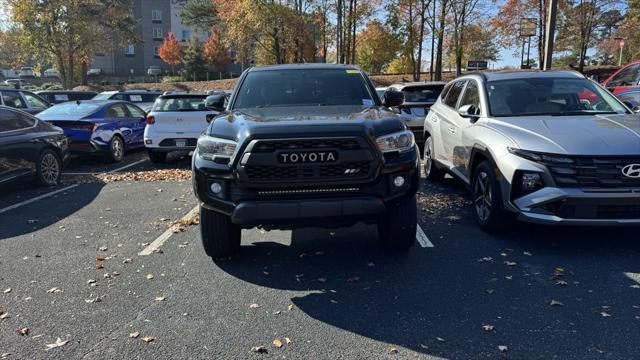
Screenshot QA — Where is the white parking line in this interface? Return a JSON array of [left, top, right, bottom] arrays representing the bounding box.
[[62, 158, 147, 176], [0, 184, 79, 215], [139, 205, 200, 256], [416, 225, 435, 248]]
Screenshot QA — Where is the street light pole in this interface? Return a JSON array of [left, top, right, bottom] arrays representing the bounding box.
[[543, 0, 558, 70]]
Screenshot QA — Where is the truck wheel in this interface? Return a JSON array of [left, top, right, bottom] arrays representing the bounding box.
[[423, 136, 446, 181], [472, 161, 513, 232], [200, 206, 241, 258], [378, 195, 417, 251], [36, 149, 61, 186], [148, 150, 167, 164], [107, 135, 124, 163]]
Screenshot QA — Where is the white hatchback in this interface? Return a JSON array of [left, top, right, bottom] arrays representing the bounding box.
[[144, 93, 219, 164]]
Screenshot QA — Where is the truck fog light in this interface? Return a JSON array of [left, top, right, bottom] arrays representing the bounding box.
[[521, 172, 542, 191], [145, 139, 152, 145], [393, 176, 405, 187], [210, 182, 222, 194]]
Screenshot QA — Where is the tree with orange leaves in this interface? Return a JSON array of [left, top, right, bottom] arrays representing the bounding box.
[[158, 32, 183, 75], [203, 29, 230, 71]]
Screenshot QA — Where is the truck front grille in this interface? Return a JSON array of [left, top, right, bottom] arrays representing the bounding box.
[[239, 137, 377, 186], [545, 156, 640, 188]]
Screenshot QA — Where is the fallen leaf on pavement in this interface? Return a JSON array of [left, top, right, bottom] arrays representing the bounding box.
[[16, 327, 29, 336], [505, 261, 517, 266], [249, 303, 262, 309], [123, 258, 133, 264], [317, 278, 327, 282], [84, 296, 102, 303], [285, 337, 291, 344], [498, 345, 508, 352], [482, 324, 495, 332], [141, 336, 155, 343], [523, 251, 532, 256], [3, 288, 11, 294], [436, 337, 445, 342], [146, 274, 155, 280], [556, 280, 568, 286], [600, 311, 612, 317], [95, 263, 104, 269], [98, 246, 108, 251], [155, 296, 166, 302], [389, 347, 398, 354], [251, 346, 268, 353], [95, 256, 106, 261], [45, 338, 69, 350], [273, 339, 283, 348], [288, 304, 294, 311], [46, 287, 62, 294], [87, 279, 96, 285], [550, 300, 564, 306], [129, 332, 140, 338]]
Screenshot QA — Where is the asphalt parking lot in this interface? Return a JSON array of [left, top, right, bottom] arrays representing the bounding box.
[[1, 151, 640, 360]]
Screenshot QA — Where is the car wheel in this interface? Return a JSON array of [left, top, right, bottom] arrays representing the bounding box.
[[108, 135, 124, 163], [423, 136, 446, 181], [378, 195, 417, 251], [472, 161, 513, 231], [200, 206, 241, 258], [148, 150, 167, 164], [36, 149, 61, 186]]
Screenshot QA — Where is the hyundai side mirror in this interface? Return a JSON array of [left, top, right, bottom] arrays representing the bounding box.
[[204, 94, 225, 112], [458, 104, 480, 120], [383, 90, 404, 108]]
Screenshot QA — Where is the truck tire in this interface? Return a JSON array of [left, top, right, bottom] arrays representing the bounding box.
[[378, 195, 417, 251], [472, 161, 514, 232], [148, 150, 167, 164], [200, 206, 241, 258]]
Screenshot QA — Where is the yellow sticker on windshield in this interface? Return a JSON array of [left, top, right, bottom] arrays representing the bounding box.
[[346, 69, 359, 74]]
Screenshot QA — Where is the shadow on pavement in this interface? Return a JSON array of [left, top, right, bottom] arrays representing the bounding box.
[[213, 223, 640, 359], [0, 180, 105, 240]]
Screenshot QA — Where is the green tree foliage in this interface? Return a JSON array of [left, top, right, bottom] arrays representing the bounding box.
[[180, 0, 218, 32], [356, 20, 399, 74], [386, 55, 414, 74], [9, 0, 137, 88], [182, 37, 207, 81]]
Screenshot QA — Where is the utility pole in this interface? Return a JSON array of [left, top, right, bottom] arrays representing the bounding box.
[[542, 0, 558, 70]]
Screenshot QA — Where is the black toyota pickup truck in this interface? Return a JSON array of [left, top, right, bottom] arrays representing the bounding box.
[[192, 64, 420, 258]]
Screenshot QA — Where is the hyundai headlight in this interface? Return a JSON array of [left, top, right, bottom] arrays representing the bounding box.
[[197, 135, 237, 161], [376, 130, 415, 153], [508, 147, 574, 164]]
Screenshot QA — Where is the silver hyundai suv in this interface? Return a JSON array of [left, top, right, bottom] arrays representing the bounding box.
[[423, 70, 640, 230]]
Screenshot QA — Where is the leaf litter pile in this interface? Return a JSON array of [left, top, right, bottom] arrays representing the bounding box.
[[65, 169, 191, 184]]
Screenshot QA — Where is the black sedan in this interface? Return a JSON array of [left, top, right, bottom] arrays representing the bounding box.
[[0, 106, 69, 187]]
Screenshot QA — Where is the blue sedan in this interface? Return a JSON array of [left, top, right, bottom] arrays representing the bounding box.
[[36, 100, 147, 162]]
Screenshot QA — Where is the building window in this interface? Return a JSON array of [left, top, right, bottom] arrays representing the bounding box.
[[153, 28, 163, 40], [151, 10, 162, 22], [181, 30, 191, 42], [125, 44, 135, 56]]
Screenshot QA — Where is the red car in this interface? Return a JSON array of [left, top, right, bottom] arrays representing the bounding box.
[[601, 60, 640, 93]]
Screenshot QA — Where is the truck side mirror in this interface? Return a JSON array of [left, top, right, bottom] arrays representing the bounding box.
[[204, 94, 225, 112], [383, 90, 404, 108]]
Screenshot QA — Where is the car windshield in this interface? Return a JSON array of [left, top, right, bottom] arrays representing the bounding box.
[[487, 78, 628, 117], [38, 102, 101, 116], [233, 69, 375, 109], [402, 85, 444, 103], [153, 96, 207, 112]]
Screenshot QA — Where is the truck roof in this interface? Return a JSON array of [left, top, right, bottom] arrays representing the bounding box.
[[248, 63, 362, 72]]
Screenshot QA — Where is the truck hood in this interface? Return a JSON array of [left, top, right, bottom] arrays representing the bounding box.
[[207, 105, 406, 142], [487, 114, 640, 155]]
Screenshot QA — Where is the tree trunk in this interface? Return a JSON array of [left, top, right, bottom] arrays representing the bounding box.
[[434, 0, 447, 81], [337, 0, 342, 63], [351, 0, 357, 64], [81, 60, 88, 86], [430, 0, 436, 80], [68, 56, 75, 89]]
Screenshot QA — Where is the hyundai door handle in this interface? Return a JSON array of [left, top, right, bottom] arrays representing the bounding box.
[[448, 127, 456, 134]]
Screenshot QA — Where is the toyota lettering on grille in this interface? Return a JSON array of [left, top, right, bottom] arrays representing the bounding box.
[[279, 151, 338, 164], [621, 164, 640, 178]]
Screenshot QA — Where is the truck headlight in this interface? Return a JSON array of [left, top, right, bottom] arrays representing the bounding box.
[[197, 135, 237, 161], [376, 130, 415, 153]]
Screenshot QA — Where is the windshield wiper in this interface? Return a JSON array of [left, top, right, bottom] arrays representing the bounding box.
[[550, 111, 617, 116]]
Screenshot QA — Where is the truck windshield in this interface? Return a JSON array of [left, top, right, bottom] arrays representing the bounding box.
[[487, 78, 629, 117], [233, 69, 375, 109]]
